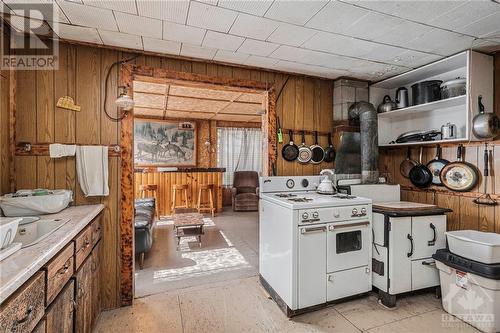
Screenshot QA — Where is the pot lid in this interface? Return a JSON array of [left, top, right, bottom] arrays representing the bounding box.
[[440, 78, 466, 88]]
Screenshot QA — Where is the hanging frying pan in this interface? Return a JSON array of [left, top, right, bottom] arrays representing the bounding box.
[[426, 145, 449, 186], [310, 131, 325, 164], [400, 147, 418, 178], [323, 132, 335, 163], [297, 131, 312, 164], [440, 144, 479, 192], [282, 130, 299, 162], [409, 146, 433, 188]]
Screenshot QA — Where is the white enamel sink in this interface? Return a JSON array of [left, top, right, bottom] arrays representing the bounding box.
[[13, 217, 71, 248], [0, 190, 73, 217]]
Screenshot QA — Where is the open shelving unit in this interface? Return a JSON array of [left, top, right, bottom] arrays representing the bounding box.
[[369, 51, 494, 147]]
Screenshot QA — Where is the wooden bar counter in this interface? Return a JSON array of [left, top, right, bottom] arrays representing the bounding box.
[[134, 168, 225, 216]]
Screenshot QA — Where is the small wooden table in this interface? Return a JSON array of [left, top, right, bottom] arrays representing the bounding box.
[[172, 212, 205, 248]]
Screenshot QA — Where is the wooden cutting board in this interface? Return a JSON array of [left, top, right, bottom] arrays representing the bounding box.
[[373, 201, 437, 211]]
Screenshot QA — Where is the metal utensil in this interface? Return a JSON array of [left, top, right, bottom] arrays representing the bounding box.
[[400, 147, 418, 178], [440, 144, 479, 192], [472, 95, 499, 140], [282, 130, 299, 162], [377, 95, 397, 113], [409, 147, 433, 188], [474, 144, 497, 206], [395, 87, 409, 109], [310, 131, 325, 164], [426, 145, 449, 186], [297, 131, 312, 164]]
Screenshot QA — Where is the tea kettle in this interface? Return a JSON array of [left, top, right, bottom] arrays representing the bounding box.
[[317, 169, 336, 195], [395, 87, 409, 109], [377, 95, 397, 113]]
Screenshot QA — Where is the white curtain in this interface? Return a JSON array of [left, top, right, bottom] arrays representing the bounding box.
[[217, 127, 262, 186]]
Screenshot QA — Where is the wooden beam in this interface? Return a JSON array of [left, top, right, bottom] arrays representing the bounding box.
[[9, 70, 15, 192]]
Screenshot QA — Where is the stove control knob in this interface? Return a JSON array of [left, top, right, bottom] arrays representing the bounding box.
[[312, 212, 319, 219], [352, 208, 358, 216], [302, 212, 309, 220], [333, 211, 340, 218], [361, 207, 367, 215]]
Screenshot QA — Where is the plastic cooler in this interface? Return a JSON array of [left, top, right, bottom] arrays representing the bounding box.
[[433, 249, 500, 333]]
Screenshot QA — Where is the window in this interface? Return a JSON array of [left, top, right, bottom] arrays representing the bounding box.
[[217, 127, 262, 186]]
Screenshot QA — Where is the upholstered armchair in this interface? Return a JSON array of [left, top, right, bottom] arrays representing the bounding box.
[[231, 171, 259, 212]]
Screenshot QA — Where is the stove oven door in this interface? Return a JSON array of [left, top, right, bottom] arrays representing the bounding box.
[[327, 220, 370, 273]]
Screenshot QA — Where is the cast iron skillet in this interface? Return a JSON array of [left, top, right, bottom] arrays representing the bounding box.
[[409, 146, 433, 188], [400, 147, 418, 178], [440, 144, 479, 192], [282, 130, 299, 162], [310, 131, 325, 164], [426, 145, 449, 186], [297, 131, 312, 164], [323, 132, 335, 163]]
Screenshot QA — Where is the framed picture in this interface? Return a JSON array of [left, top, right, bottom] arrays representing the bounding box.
[[134, 119, 197, 167]]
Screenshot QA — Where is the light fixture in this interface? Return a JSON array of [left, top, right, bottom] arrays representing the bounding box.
[[204, 138, 215, 153], [115, 86, 135, 110]]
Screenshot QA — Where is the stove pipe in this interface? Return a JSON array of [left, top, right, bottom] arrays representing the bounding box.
[[348, 101, 379, 184]]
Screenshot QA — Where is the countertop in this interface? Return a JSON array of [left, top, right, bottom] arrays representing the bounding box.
[[373, 201, 452, 217], [135, 167, 226, 173], [0, 204, 104, 304]]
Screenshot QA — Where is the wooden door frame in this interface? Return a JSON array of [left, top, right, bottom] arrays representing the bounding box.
[[119, 64, 276, 305]]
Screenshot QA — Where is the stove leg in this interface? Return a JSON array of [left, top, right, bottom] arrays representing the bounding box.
[[378, 290, 396, 308], [435, 286, 442, 299]]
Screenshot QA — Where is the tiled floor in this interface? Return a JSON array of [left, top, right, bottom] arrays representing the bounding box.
[[97, 210, 479, 333]]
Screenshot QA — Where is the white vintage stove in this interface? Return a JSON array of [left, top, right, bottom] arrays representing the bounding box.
[[259, 176, 373, 317]]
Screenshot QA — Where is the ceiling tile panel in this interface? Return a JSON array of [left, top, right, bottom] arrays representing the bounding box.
[[229, 13, 279, 40], [267, 23, 316, 46], [213, 50, 250, 63], [264, 0, 328, 25], [57, 23, 102, 44], [403, 29, 476, 56], [243, 55, 279, 68], [98, 29, 143, 49], [343, 11, 405, 41], [457, 11, 500, 38], [57, 0, 118, 30], [217, 0, 273, 16], [306, 1, 369, 34], [237, 39, 279, 57], [372, 20, 433, 48], [202, 30, 244, 51], [187, 1, 238, 33], [180, 43, 217, 60], [136, 0, 189, 24], [83, 0, 137, 14], [143, 37, 181, 55], [271, 45, 353, 70], [163, 21, 206, 45], [115, 11, 162, 39], [4, 0, 70, 23], [302, 32, 378, 58]]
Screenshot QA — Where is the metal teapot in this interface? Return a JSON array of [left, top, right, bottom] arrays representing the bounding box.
[[377, 95, 397, 113], [395, 87, 409, 109]]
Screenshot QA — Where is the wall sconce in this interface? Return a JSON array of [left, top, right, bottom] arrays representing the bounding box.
[[204, 138, 215, 153], [115, 86, 135, 110]]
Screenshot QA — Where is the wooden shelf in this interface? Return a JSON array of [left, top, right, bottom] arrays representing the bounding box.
[[377, 95, 466, 119]]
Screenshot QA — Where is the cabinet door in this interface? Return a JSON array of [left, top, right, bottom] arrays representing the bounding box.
[[388, 217, 412, 295], [298, 225, 327, 309], [46, 280, 75, 333], [75, 257, 92, 333], [411, 215, 447, 260], [91, 242, 101, 328]]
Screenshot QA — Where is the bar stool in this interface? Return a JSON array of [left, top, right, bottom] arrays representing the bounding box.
[[171, 184, 189, 212], [139, 184, 158, 218], [197, 184, 215, 217]]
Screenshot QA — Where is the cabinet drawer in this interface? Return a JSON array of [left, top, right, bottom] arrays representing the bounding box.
[[91, 217, 102, 247], [46, 243, 74, 305], [0, 272, 45, 333], [327, 265, 371, 301], [411, 258, 440, 291], [75, 226, 93, 270]]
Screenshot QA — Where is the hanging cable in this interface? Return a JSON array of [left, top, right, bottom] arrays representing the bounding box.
[[103, 54, 139, 122]]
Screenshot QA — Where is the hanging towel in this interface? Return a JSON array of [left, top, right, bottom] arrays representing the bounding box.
[[76, 146, 109, 197], [49, 144, 76, 158]]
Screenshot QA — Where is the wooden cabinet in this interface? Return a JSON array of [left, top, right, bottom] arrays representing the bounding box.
[[46, 280, 75, 333], [75, 258, 92, 333], [91, 242, 101, 327], [0, 272, 45, 333], [75, 226, 93, 270], [46, 243, 74, 305]]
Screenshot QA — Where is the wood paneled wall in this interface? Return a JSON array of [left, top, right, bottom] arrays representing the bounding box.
[[0, 32, 11, 196], [379, 53, 500, 233], [10, 42, 335, 308]]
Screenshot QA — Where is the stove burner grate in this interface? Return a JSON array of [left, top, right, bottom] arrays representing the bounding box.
[[275, 193, 297, 198], [332, 194, 357, 199], [288, 197, 313, 202]]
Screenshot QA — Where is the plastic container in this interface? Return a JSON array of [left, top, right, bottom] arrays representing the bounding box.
[[0, 218, 21, 249], [446, 230, 500, 264], [0, 190, 73, 217], [434, 249, 500, 333]]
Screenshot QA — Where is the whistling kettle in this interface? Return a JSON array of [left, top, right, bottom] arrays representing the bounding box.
[[317, 169, 336, 195], [377, 95, 397, 113]]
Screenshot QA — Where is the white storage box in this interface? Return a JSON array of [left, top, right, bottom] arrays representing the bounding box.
[[434, 249, 500, 333], [446, 230, 500, 264], [0, 190, 73, 217]]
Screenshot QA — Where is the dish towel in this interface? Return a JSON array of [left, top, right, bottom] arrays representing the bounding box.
[[76, 146, 109, 197], [49, 144, 76, 158]]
